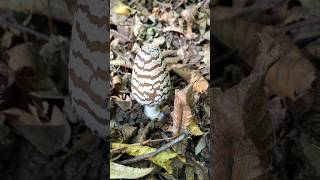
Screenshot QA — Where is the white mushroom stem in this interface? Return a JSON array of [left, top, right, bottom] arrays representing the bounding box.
[[144, 105, 164, 120]]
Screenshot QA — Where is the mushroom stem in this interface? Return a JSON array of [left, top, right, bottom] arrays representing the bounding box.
[[144, 105, 164, 120]]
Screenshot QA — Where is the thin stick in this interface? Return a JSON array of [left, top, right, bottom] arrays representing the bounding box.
[[119, 132, 190, 165], [131, 136, 175, 146], [1, 21, 49, 41], [281, 17, 320, 32]]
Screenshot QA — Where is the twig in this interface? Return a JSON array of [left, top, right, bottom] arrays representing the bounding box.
[[111, 29, 132, 42], [0, 21, 49, 41], [119, 131, 190, 165], [131, 136, 175, 146], [281, 17, 320, 32]]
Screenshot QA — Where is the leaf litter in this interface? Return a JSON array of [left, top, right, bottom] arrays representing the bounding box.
[[0, 0, 210, 179], [213, 0, 320, 179], [110, 0, 210, 179], [0, 3, 107, 180]]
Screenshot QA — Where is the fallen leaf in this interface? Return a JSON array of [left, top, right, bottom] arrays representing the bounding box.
[[170, 85, 203, 136], [112, 143, 179, 174], [170, 64, 209, 93], [187, 120, 204, 136], [111, 95, 132, 111], [212, 33, 282, 180], [112, 124, 137, 143], [3, 107, 70, 155], [214, 19, 316, 101], [110, 162, 154, 179], [7, 43, 57, 92], [7, 43, 36, 74], [195, 133, 208, 155], [190, 71, 209, 94], [112, 1, 131, 17]]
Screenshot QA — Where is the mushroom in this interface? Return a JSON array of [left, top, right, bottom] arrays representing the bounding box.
[[131, 43, 171, 120]]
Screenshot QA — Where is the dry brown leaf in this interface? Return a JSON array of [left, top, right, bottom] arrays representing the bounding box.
[[170, 64, 209, 94], [112, 75, 122, 92], [212, 33, 282, 180], [190, 71, 209, 94], [0, 0, 73, 23], [7, 43, 36, 73], [170, 85, 195, 136], [214, 19, 316, 101], [111, 95, 132, 111], [181, 5, 198, 39], [2, 107, 70, 155], [8, 43, 58, 92], [112, 124, 137, 143]]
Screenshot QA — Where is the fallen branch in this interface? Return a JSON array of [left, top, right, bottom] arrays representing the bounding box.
[[0, 21, 49, 41], [119, 131, 190, 165]]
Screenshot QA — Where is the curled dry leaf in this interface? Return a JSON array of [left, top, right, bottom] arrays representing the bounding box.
[[111, 95, 132, 111], [190, 71, 209, 94], [112, 75, 122, 92], [170, 85, 203, 136], [112, 124, 137, 143], [170, 86, 193, 135], [3, 106, 71, 155], [214, 19, 316, 101], [8, 43, 36, 74], [170, 64, 209, 93], [181, 5, 198, 39], [7, 43, 57, 92], [212, 33, 282, 180]]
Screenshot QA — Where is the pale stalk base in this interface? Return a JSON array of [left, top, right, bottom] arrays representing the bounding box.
[[144, 105, 164, 120]]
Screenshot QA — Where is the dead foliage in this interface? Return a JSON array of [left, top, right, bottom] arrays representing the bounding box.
[[213, 0, 320, 179]]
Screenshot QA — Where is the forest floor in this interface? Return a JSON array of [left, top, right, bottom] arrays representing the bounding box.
[[0, 0, 210, 180]]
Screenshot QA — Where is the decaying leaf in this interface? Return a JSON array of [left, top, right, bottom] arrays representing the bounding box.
[[214, 19, 316, 101], [195, 133, 208, 155], [3, 107, 70, 155], [170, 85, 203, 136], [181, 5, 198, 39], [110, 162, 154, 179], [7, 43, 36, 74], [192, 159, 210, 180], [112, 75, 122, 92], [112, 124, 137, 143], [112, 143, 180, 174], [0, 0, 73, 23], [212, 33, 282, 180], [111, 95, 132, 111], [7, 43, 58, 92], [170, 64, 209, 93]]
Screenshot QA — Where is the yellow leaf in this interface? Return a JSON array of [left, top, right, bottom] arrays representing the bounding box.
[[113, 4, 131, 16], [112, 143, 180, 174], [110, 162, 154, 179], [188, 120, 204, 136]]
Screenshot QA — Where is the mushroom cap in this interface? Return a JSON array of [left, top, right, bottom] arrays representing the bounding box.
[[131, 44, 171, 106]]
